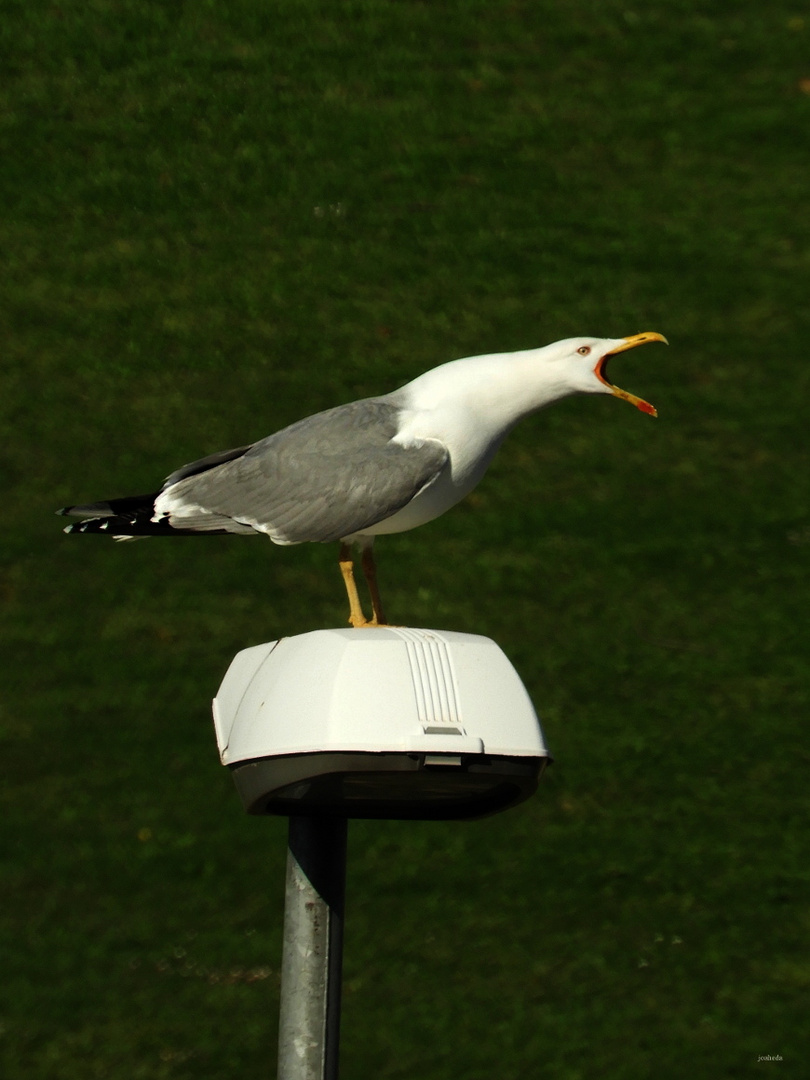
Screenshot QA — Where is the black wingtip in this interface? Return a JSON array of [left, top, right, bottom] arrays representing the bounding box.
[[56, 507, 71, 516]]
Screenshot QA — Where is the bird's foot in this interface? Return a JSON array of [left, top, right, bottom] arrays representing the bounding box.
[[347, 613, 389, 628], [340, 542, 390, 627]]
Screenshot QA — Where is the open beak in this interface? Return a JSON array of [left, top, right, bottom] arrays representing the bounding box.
[[594, 331, 668, 417]]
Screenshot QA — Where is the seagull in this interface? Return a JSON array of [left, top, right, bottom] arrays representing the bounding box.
[[59, 332, 666, 626]]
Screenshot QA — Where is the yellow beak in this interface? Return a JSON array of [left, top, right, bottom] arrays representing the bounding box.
[[594, 332, 668, 417]]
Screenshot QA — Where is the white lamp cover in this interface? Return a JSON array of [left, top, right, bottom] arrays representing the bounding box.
[[213, 627, 548, 765]]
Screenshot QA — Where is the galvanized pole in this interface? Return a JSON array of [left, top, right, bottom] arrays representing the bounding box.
[[277, 815, 348, 1080]]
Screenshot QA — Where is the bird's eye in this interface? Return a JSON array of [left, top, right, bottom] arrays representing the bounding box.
[[577, 346, 591, 356]]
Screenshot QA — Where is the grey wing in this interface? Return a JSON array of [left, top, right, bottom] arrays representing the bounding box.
[[162, 444, 253, 488], [159, 398, 449, 543]]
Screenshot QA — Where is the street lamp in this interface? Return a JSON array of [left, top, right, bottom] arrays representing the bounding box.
[[212, 626, 550, 1079]]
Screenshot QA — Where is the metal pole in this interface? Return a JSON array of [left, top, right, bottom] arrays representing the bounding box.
[[277, 815, 347, 1080]]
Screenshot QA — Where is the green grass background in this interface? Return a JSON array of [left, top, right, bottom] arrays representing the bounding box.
[[2, 1, 809, 1076]]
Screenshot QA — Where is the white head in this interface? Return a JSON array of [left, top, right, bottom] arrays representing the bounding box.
[[536, 332, 667, 416], [396, 331, 668, 440], [389, 331, 668, 506]]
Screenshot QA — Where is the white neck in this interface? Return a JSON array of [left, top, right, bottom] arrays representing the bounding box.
[[382, 347, 580, 503], [396, 347, 578, 435], [357, 345, 587, 539]]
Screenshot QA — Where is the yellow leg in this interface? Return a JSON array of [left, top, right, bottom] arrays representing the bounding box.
[[361, 545, 388, 626], [339, 543, 370, 627]]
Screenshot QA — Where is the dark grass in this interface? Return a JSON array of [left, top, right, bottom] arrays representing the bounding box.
[[2, 0, 810, 1076]]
